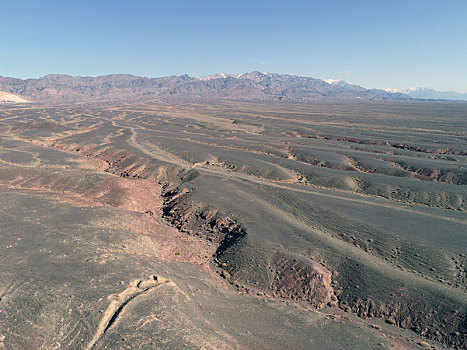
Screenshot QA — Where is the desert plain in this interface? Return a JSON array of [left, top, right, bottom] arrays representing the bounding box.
[[0, 99, 466, 349]]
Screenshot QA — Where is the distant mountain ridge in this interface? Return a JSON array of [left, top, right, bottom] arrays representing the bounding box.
[[386, 87, 467, 101], [0, 72, 410, 103]]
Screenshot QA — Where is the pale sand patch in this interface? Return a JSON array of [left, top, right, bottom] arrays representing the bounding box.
[[0, 91, 31, 103]]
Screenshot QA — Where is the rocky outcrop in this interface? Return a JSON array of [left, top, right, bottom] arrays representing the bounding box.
[[346, 297, 466, 349], [269, 254, 334, 308]]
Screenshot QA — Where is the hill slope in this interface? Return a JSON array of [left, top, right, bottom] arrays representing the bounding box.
[[0, 91, 30, 103]]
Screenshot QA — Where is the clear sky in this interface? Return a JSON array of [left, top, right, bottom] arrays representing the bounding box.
[[1, 0, 466, 92]]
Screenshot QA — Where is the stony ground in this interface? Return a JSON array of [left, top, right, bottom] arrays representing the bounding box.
[[0, 100, 465, 349]]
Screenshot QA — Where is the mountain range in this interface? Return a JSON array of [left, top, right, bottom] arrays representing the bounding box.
[[0, 72, 410, 104], [386, 87, 467, 101]]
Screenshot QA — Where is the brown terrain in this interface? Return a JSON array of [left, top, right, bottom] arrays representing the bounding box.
[[0, 98, 465, 349], [0, 72, 409, 104]]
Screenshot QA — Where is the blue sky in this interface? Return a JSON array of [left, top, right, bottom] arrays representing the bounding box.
[[1, 0, 466, 92]]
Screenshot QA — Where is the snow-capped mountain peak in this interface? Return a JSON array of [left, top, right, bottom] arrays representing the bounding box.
[[199, 73, 239, 81], [386, 87, 467, 101], [325, 79, 344, 85]]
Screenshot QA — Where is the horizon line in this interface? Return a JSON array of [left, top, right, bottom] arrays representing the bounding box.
[[1, 71, 466, 94]]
